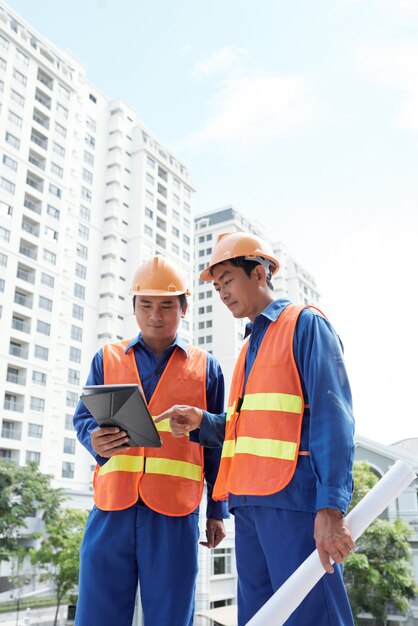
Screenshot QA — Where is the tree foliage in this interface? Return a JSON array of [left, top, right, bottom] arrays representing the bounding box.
[[0, 461, 64, 563], [344, 462, 418, 625], [31, 508, 88, 626]]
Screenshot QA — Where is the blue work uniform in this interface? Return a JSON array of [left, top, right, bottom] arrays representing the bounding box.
[[74, 333, 228, 626], [200, 299, 355, 626]]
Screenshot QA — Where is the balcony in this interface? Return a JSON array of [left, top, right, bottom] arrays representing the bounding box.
[[33, 109, 50, 130], [37, 68, 53, 90], [35, 89, 51, 110], [30, 130, 48, 151], [11, 317, 31, 333], [19, 243, 38, 261], [17, 266, 35, 284], [28, 151, 46, 171], [14, 292, 33, 308], [3, 400, 24, 413], [1, 426, 22, 440], [26, 173, 44, 193], [6, 371, 26, 385], [24, 195, 42, 215], [9, 343, 29, 359], [22, 220, 40, 238]]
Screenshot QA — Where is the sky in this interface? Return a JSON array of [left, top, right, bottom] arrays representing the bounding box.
[[6, 0, 418, 446]]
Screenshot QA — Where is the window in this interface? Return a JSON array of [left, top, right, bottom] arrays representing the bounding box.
[[183, 234, 190, 245], [74, 283, 85, 300], [156, 234, 166, 249], [34, 345, 48, 360], [89, 93, 97, 103], [81, 186, 92, 202], [68, 369, 80, 386], [43, 249, 56, 265], [30, 396, 45, 412], [0, 252, 7, 267], [183, 251, 190, 262], [56, 102, 68, 118], [0, 34, 9, 50], [41, 272, 54, 288], [146, 190, 154, 203], [173, 209, 180, 222], [157, 183, 167, 198], [32, 370, 47, 385], [82, 168, 93, 184], [157, 217, 166, 232], [69, 346, 81, 363], [211, 548, 232, 576], [84, 151, 94, 166], [0, 226, 11, 242], [206, 335, 212, 343], [147, 155, 155, 168], [66, 391, 78, 407], [13, 68, 27, 86], [145, 207, 153, 219], [62, 462, 74, 478], [58, 83, 70, 99], [64, 437, 76, 454], [65, 414, 74, 430], [11, 89, 25, 106], [5, 132, 20, 149], [206, 305, 212, 313], [71, 325, 83, 342], [28, 423, 43, 438], [55, 122, 67, 137], [44, 225, 58, 241], [49, 183, 61, 198], [0, 178, 15, 194], [158, 166, 168, 182], [78, 224, 89, 240], [77, 243, 88, 260], [171, 243, 179, 255], [144, 225, 153, 237], [51, 163, 63, 179], [72, 304, 84, 321], [26, 451, 41, 465], [0, 57, 6, 70], [36, 319, 51, 335], [8, 110, 23, 128], [157, 200, 166, 215], [85, 133, 95, 148], [75, 263, 87, 280], [198, 337, 204, 345], [37, 68, 53, 89], [146, 173, 154, 185]]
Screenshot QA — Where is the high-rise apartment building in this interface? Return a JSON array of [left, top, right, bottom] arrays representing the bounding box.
[[194, 206, 321, 390], [0, 1, 194, 504]]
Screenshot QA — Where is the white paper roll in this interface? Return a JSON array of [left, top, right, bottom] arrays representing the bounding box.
[[246, 460, 416, 626]]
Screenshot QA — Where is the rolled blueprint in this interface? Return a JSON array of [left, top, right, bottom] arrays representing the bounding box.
[[246, 459, 417, 626]]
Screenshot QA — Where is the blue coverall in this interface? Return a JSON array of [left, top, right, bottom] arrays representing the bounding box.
[[200, 299, 355, 626], [73, 333, 228, 626]]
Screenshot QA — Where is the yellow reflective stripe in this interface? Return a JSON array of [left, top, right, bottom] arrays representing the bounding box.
[[235, 437, 297, 461], [241, 393, 302, 414], [98, 455, 144, 476], [145, 458, 202, 482], [221, 439, 236, 458], [154, 418, 189, 437], [225, 402, 235, 422]]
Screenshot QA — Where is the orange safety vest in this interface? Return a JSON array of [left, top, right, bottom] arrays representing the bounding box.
[[93, 341, 207, 516], [213, 304, 306, 500]]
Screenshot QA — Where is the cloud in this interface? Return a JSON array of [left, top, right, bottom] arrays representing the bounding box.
[[357, 41, 418, 130], [191, 46, 247, 78], [184, 74, 316, 148]]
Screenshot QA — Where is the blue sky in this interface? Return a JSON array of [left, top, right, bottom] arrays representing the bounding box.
[[7, 0, 418, 445]]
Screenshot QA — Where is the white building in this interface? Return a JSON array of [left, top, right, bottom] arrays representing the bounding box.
[[194, 206, 321, 391], [0, 0, 195, 508]]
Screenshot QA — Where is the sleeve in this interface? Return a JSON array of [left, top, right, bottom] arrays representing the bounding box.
[[72, 348, 109, 466], [203, 355, 229, 519], [295, 309, 355, 514]]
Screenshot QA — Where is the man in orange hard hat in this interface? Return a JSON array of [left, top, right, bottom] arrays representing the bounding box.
[[73, 255, 228, 626], [156, 233, 355, 626]]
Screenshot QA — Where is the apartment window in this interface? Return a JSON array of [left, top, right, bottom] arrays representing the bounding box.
[[0, 178, 15, 194], [65, 414, 74, 430], [44, 225, 58, 241], [76, 243, 88, 260], [43, 249, 56, 265], [72, 304, 84, 321], [66, 391, 78, 407], [206, 291, 212, 298], [41, 272, 54, 288], [75, 263, 87, 280], [183, 234, 190, 246], [56, 102, 68, 119], [1, 419, 21, 440], [82, 168, 93, 184], [49, 183, 61, 198], [5, 132, 20, 149], [26, 451, 40, 465], [157, 183, 167, 198], [206, 305, 212, 313], [144, 225, 153, 237], [69, 346, 81, 364], [184, 202, 191, 213], [30, 396, 45, 412], [51, 162, 63, 179], [55, 122, 67, 138], [86, 116, 96, 132], [13, 68, 27, 86], [0, 57, 6, 70], [156, 217, 166, 232], [32, 370, 47, 385], [206, 234, 213, 240], [10, 89, 25, 106], [15, 48, 29, 65], [64, 437, 76, 454], [145, 208, 153, 219], [8, 110, 23, 128], [171, 243, 179, 255], [0, 252, 7, 267], [147, 155, 155, 168], [68, 369, 80, 386], [184, 218, 191, 229], [28, 423, 43, 438], [146, 173, 154, 185], [84, 151, 94, 166], [89, 93, 97, 103], [37, 68, 53, 89], [36, 319, 51, 335], [71, 325, 83, 342], [145, 190, 154, 203], [0, 278, 4, 293], [62, 462, 74, 478], [34, 345, 49, 360], [0, 79, 3, 92], [183, 251, 190, 262], [35, 88, 51, 109], [81, 186, 92, 202], [0, 34, 9, 49], [157, 200, 166, 215], [80, 205, 91, 221], [74, 283, 85, 300], [158, 166, 168, 182], [85, 133, 95, 148], [0, 226, 10, 242], [211, 548, 232, 576], [198, 321, 205, 330], [173, 177, 180, 189], [199, 249, 205, 258], [173, 209, 180, 222], [156, 234, 166, 249], [78, 224, 89, 240], [58, 84, 70, 99], [198, 337, 204, 345]]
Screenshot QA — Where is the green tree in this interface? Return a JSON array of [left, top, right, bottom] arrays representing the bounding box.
[[344, 462, 418, 625], [31, 508, 88, 626], [0, 461, 64, 563]]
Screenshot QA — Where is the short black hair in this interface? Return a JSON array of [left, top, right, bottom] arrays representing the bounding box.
[[210, 257, 274, 291], [132, 293, 188, 313]]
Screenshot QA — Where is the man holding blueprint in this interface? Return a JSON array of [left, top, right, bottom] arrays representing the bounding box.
[[73, 255, 228, 626]]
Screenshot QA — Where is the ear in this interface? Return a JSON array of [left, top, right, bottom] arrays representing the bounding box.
[[254, 264, 267, 286], [181, 302, 188, 318]]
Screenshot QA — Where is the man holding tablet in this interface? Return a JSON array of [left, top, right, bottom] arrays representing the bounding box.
[[73, 255, 228, 626]]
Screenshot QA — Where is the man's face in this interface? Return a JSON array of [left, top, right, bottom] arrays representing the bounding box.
[[212, 261, 261, 320], [134, 295, 185, 344]]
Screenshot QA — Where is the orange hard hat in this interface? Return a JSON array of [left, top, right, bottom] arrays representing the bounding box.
[[129, 255, 190, 296], [200, 232, 279, 281]]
